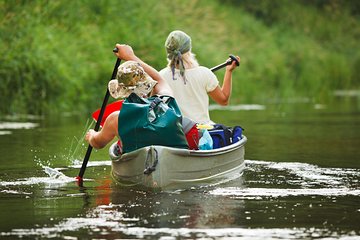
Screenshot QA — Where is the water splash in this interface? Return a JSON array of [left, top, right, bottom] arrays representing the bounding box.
[[0, 167, 75, 187], [66, 118, 94, 164], [43, 167, 72, 180]]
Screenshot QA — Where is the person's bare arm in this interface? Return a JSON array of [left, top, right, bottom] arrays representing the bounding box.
[[114, 44, 173, 96], [209, 56, 240, 105], [85, 111, 119, 149]]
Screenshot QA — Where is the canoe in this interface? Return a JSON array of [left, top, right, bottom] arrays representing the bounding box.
[[110, 135, 247, 190]]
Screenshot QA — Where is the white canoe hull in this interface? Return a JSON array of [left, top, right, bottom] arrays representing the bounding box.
[[111, 136, 247, 190]]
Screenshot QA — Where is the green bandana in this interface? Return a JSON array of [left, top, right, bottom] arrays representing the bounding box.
[[165, 30, 191, 83]]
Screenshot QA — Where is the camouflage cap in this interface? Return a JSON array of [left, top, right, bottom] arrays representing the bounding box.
[[108, 61, 157, 99]]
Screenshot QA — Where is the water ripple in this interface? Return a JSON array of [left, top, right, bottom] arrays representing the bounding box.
[[0, 122, 38, 130], [209, 104, 266, 111], [209, 187, 360, 199], [245, 160, 359, 188], [2, 223, 359, 239]]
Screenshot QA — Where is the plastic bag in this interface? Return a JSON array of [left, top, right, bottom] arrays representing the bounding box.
[[198, 129, 213, 150]]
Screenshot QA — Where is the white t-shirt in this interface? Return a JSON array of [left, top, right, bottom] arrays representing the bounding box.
[[159, 66, 219, 124]]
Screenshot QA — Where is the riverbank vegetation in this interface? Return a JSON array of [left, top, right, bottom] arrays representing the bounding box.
[[1, 0, 359, 115]]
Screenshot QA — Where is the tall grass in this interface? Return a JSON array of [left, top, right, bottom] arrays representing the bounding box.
[[0, 0, 359, 115], [222, 0, 360, 102]]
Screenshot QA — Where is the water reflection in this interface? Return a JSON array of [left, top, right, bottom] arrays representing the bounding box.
[[0, 122, 38, 130], [2, 159, 359, 239], [0, 98, 359, 239], [0, 121, 39, 137], [209, 104, 266, 111]]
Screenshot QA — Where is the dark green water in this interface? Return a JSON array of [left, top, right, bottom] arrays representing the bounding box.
[[0, 97, 359, 239]]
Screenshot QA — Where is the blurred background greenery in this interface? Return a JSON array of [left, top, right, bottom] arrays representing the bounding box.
[[1, 0, 359, 115]]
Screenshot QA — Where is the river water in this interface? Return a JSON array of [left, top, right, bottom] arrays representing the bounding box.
[[0, 96, 359, 239]]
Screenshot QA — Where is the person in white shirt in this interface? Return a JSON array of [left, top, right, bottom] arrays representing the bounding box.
[[159, 30, 240, 124]]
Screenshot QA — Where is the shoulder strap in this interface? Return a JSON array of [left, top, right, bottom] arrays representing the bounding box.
[[126, 92, 147, 104]]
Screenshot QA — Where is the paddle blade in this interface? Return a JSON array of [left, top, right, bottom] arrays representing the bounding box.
[[92, 100, 123, 127], [75, 176, 83, 186]]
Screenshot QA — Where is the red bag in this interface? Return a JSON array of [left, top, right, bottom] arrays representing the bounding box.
[[186, 124, 199, 150], [92, 100, 123, 127]]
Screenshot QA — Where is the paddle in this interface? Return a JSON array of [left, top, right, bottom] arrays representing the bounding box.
[[210, 54, 240, 72], [76, 56, 121, 184], [91, 54, 239, 125]]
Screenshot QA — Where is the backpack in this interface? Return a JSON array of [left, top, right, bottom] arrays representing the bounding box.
[[208, 124, 244, 149]]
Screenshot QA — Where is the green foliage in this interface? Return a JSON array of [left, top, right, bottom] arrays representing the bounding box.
[[0, 0, 359, 115]]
